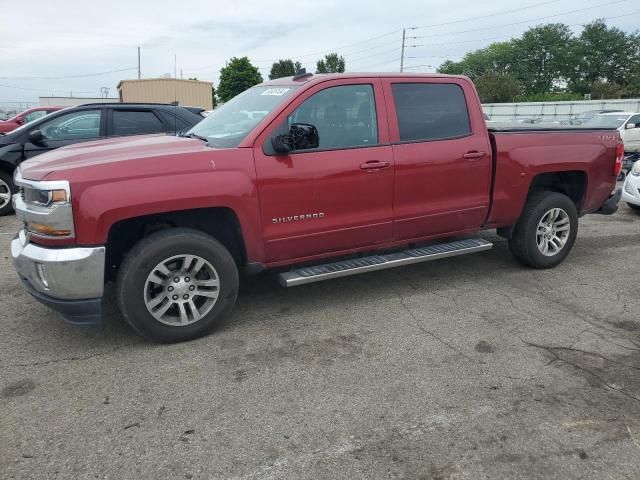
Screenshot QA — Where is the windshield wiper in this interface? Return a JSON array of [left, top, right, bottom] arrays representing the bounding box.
[[181, 132, 209, 142]]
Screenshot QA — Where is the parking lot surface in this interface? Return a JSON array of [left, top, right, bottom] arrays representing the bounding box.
[[1, 206, 640, 480]]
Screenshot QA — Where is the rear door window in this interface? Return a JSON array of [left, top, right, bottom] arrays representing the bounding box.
[[111, 110, 165, 136], [391, 83, 471, 142]]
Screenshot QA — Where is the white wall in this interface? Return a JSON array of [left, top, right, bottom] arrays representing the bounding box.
[[483, 99, 640, 122]]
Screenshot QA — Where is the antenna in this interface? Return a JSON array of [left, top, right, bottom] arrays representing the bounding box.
[[293, 68, 312, 80]]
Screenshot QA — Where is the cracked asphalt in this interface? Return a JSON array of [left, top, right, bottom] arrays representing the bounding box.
[[1, 204, 640, 480]]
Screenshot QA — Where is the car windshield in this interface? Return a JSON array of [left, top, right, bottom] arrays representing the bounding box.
[[582, 115, 628, 128], [187, 86, 299, 147]]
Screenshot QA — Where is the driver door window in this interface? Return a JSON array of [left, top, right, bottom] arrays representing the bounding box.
[[40, 110, 102, 141], [286, 84, 378, 151]]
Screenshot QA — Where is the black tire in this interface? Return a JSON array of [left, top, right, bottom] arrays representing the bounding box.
[[0, 170, 16, 216], [116, 228, 239, 343], [508, 191, 578, 269], [628, 202, 640, 212]]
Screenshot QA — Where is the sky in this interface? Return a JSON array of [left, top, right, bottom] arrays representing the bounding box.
[[0, 0, 639, 106]]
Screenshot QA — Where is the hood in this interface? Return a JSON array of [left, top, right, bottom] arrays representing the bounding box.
[[20, 134, 212, 181], [0, 121, 18, 133]]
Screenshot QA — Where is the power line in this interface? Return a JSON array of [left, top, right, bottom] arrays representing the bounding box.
[[0, 67, 137, 81], [415, 0, 632, 38], [414, 0, 560, 29], [242, 29, 403, 66], [253, 0, 561, 65], [410, 9, 640, 51], [0, 84, 95, 95]]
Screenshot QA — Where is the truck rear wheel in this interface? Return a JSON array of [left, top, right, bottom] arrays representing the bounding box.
[[508, 192, 578, 269], [0, 171, 16, 216], [116, 228, 239, 342]]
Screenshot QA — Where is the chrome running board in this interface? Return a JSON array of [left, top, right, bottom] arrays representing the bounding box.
[[279, 238, 493, 287]]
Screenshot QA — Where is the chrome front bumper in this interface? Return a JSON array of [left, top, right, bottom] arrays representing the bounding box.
[[11, 230, 105, 300]]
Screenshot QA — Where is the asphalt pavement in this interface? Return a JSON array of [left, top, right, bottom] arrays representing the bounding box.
[[1, 206, 640, 480]]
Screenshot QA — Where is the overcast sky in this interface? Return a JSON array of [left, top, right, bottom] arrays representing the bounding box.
[[0, 0, 638, 106]]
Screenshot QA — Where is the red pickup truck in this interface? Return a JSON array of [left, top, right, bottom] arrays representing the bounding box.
[[0, 106, 62, 133], [11, 73, 623, 342]]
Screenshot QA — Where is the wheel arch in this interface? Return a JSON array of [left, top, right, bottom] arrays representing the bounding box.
[[105, 207, 247, 281], [497, 170, 587, 239]]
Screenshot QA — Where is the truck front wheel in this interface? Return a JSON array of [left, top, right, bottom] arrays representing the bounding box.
[[116, 228, 239, 342], [508, 192, 578, 269]]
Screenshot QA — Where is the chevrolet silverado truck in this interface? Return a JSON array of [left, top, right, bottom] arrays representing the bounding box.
[[11, 73, 623, 342]]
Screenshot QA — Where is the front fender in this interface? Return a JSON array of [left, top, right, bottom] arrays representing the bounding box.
[[72, 169, 264, 262]]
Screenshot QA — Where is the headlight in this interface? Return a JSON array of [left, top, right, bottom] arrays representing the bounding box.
[[632, 161, 640, 177], [13, 168, 74, 238], [23, 187, 69, 207]]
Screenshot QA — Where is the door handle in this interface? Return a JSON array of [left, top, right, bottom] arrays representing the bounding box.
[[463, 151, 487, 160], [360, 160, 391, 171]]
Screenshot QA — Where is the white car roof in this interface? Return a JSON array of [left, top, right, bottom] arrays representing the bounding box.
[[598, 112, 636, 116]]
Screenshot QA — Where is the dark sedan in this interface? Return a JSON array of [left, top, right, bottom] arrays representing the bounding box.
[[0, 103, 203, 215]]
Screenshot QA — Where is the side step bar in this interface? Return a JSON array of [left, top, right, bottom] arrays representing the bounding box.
[[279, 238, 493, 287]]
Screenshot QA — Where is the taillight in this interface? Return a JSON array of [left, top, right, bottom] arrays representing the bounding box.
[[614, 143, 624, 176]]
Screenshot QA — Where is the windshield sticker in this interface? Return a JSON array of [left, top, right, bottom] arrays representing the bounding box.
[[261, 88, 290, 96]]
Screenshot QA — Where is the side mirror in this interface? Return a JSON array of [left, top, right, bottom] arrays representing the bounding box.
[[626, 123, 636, 130], [27, 129, 45, 145], [15, 117, 24, 125], [271, 123, 319, 154]]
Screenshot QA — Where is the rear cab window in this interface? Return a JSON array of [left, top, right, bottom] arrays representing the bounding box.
[[391, 83, 471, 142], [111, 110, 165, 136]]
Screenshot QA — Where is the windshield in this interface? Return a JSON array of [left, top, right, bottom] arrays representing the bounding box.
[[582, 115, 628, 128], [187, 86, 299, 147]]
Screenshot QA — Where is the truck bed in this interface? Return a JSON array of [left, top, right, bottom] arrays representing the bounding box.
[[487, 128, 620, 226]]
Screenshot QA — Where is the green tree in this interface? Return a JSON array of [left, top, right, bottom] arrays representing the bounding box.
[[438, 42, 515, 81], [269, 59, 303, 79], [628, 63, 640, 97], [510, 24, 576, 95], [474, 73, 522, 103], [568, 20, 639, 94], [217, 57, 263, 103], [316, 53, 345, 73], [590, 81, 627, 99]]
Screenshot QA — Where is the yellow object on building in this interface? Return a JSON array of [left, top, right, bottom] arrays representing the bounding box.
[[117, 78, 213, 110]]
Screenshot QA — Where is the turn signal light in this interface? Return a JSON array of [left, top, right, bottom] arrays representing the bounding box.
[[27, 222, 72, 237]]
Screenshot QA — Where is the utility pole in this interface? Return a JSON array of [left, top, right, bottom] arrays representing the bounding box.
[[174, 54, 177, 79], [137, 46, 141, 79], [400, 27, 420, 73], [400, 29, 406, 72]]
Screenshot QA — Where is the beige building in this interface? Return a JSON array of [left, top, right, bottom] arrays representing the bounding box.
[[117, 78, 213, 109]]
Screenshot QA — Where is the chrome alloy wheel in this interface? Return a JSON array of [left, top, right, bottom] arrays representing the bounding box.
[[0, 178, 11, 210], [144, 254, 220, 326], [536, 208, 571, 257]]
